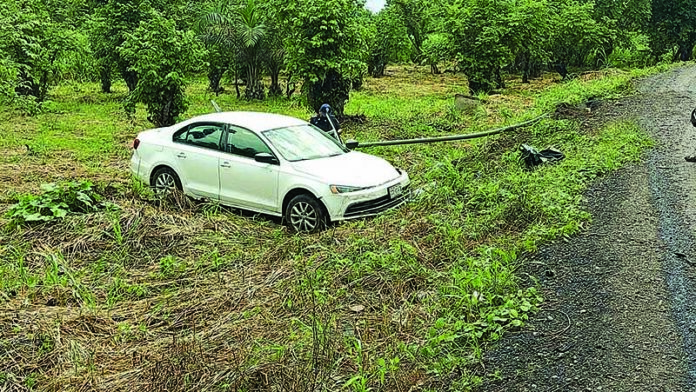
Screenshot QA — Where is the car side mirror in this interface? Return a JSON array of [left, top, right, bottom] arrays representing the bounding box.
[[345, 139, 359, 150], [255, 152, 279, 164]]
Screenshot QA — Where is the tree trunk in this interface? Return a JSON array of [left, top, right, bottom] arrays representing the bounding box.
[[465, 65, 496, 95], [554, 62, 569, 80], [100, 64, 112, 93], [370, 61, 386, 78], [352, 77, 363, 90], [268, 68, 282, 97], [37, 70, 49, 102], [494, 67, 504, 89], [307, 69, 350, 117], [519, 51, 530, 84], [285, 72, 296, 98], [208, 66, 225, 95], [234, 67, 241, 99], [123, 69, 138, 93], [244, 63, 265, 100], [677, 42, 695, 61]]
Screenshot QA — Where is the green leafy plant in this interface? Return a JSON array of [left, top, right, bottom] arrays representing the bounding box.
[[6, 180, 116, 227], [0, 0, 81, 105], [280, 0, 368, 115], [119, 9, 204, 126], [421, 33, 453, 74], [367, 7, 410, 77]]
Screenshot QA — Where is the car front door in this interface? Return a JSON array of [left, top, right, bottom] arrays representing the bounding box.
[[170, 122, 225, 199], [219, 125, 280, 212]]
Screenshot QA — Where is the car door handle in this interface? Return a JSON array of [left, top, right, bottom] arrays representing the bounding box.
[[220, 162, 231, 168], [176, 152, 186, 158]]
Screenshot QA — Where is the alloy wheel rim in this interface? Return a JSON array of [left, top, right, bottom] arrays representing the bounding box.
[[155, 173, 176, 196], [290, 202, 318, 231]]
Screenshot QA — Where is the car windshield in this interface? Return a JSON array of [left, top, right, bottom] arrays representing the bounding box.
[[263, 124, 348, 162]]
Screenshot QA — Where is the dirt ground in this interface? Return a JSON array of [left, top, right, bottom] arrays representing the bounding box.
[[477, 66, 696, 390]]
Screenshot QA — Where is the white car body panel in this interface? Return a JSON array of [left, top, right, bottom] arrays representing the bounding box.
[[130, 111, 410, 223], [292, 151, 401, 187], [219, 153, 280, 211], [168, 142, 220, 199]]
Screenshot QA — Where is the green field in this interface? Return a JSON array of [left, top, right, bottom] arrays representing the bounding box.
[[0, 64, 667, 391]]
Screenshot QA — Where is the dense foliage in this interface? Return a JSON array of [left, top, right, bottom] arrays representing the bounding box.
[[0, 0, 691, 116], [119, 9, 204, 126], [6, 181, 114, 227]]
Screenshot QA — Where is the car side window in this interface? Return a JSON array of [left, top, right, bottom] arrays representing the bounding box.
[[173, 123, 224, 151], [226, 126, 273, 159]]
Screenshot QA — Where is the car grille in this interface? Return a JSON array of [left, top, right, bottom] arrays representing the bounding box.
[[344, 185, 410, 218]]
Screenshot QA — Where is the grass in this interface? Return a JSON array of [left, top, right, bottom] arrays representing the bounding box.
[[0, 62, 676, 391]]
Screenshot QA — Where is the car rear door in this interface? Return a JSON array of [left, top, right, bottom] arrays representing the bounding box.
[[170, 122, 225, 199], [218, 125, 280, 212]]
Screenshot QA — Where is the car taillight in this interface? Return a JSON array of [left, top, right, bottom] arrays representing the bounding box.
[[133, 138, 140, 149]]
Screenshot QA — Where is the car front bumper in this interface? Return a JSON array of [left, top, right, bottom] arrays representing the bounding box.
[[322, 172, 411, 221]]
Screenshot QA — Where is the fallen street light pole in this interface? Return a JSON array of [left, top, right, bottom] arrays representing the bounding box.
[[344, 112, 551, 150]]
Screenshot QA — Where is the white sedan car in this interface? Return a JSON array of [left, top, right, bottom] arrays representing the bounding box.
[[130, 111, 410, 232]]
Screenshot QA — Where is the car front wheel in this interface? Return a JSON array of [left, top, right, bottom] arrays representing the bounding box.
[[285, 194, 326, 233], [152, 167, 182, 197]]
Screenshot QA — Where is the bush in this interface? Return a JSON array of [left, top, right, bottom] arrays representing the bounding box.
[[0, 0, 79, 104], [421, 33, 452, 74], [6, 181, 116, 227], [281, 0, 368, 115], [119, 10, 204, 126]]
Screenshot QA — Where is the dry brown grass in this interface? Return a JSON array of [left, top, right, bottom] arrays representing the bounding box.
[[1, 190, 445, 391], [0, 64, 634, 391]]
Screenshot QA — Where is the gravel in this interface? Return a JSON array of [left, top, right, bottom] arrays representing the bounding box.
[[478, 65, 696, 391]]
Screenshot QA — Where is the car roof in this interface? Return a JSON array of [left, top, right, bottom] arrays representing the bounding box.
[[183, 111, 308, 133]]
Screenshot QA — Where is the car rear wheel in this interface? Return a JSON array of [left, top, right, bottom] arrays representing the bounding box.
[[285, 194, 326, 233], [152, 167, 182, 197]]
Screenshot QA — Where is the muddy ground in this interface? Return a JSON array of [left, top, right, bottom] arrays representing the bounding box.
[[477, 66, 696, 391]]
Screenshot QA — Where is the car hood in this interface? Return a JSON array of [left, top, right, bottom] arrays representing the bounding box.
[[291, 151, 400, 187]]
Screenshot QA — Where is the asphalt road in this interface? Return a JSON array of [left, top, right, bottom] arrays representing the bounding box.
[[478, 65, 696, 392]]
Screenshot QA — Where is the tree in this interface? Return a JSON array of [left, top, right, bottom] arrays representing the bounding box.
[[195, 0, 237, 94], [593, 0, 651, 57], [262, 5, 287, 97], [198, 0, 268, 100], [0, 56, 18, 107], [445, 0, 511, 93], [503, 0, 551, 83], [388, 0, 430, 62], [649, 0, 696, 61], [1, 0, 79, 102], [89, 0, 191, 93], [367, 7, 410, 77], [89, 0, 145, 92], [421, 33, 452, 74], [119, 10, 204, 126], [281, 0, 368, 116], [235, 0, 267, 100], [0, 2, 20, 105], [548, 0, 613, 78]]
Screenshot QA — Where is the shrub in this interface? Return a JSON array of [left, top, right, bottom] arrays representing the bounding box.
[[6, 181, 116, 227]]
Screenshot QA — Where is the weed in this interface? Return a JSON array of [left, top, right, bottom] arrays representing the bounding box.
[[159, 255, 185, 278], [0, 64, 664, 391], [5, 180, 117, 227]]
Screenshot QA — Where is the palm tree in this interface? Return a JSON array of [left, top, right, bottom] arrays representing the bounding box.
[[196, 0, 267, 100], [235, 0, 267, 99], [196, 0, 237, 95]]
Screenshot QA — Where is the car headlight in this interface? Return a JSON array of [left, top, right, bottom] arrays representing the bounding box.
[[330, 185, 367, 194]]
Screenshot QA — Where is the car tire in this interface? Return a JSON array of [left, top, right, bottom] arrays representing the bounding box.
[[152, 167, 182, 197], [285, 194, 326, 233]]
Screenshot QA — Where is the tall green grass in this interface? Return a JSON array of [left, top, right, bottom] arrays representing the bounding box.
[[0, 63, 671, 390]]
